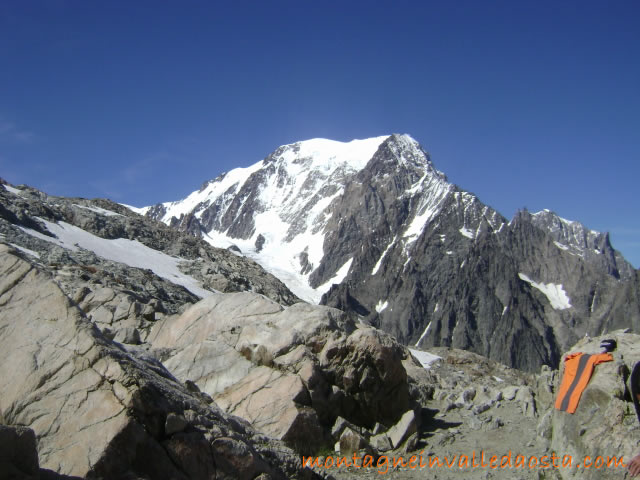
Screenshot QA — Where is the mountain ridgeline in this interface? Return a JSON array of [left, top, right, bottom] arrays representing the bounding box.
[[147, 134, 640, 372]]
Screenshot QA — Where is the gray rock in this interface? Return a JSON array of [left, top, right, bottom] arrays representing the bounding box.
[[456, 387, 476, 406], [369, 432, 392, 453], [339, 427, 367, 456], [536, 410, 553, 441], [515, 386, 537, 418], [149, 291, 412, 452], [386, 410, 417, 449], [472, 402, 491, 415], [113, 326, 141, 345], [550, 332, 640, 480], [502, 385, 519, 401], [331, 416, 357, 440], [402, 432, 419, 454], [165, 413, 188, 435], [371, 422, 385, 435]]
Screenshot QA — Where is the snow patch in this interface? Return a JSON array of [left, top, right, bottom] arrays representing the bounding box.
[[10, 243, 40, 258], [518, 273, 571, 310], [409, 348, 441, 369], [120, 204, 151, 216], [371, 236, 396, 275], [74, 204, 123, 217], [375, 300, 389, 313], [415, 321, 432, 347], [20, 219, 213, 298], [554, 241, 569, 251], [403, 179, 450, 243], [459, 227, 474, 239], [2, 184, 22, 195], [405, 173, 427, 195], [314, 258, 354, 301]]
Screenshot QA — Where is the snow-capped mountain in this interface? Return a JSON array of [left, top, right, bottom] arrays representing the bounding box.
[[146, 135, 392, 302], [146, 134, 640, 371]]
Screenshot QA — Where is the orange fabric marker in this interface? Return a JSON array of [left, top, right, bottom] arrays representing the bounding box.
[[555, 352, 613, 413]]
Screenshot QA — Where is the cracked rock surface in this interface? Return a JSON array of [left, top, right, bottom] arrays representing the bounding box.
[[148, 292, 413, 454], [0, 243, 319, 479]]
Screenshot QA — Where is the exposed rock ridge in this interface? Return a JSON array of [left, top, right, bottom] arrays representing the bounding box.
[[0, 182, 299, 311]]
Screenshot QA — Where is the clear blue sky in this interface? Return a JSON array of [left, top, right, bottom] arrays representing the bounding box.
[[1, 1, 639, 267]]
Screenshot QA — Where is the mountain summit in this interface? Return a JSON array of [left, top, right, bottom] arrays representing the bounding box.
[[147, 135, 401, 301], [146, 134, 640, 371]]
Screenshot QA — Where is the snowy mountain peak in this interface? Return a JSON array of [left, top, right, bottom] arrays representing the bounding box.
[[146, 133, 484, 302], [377, 134, 432, 168], [271, 136, 390, 171], [146, 134, 409, 302]]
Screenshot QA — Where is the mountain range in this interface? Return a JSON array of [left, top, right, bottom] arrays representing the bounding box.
[[145, 134, 640, 371], [2, 138, 640, 478]]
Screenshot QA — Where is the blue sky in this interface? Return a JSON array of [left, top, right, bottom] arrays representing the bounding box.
[[1, 1, 639, 266]]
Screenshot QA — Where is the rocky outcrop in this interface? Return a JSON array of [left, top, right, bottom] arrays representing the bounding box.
[[548, 332, 640, 480], [147, 291, 412, 454], [378, 335, 640, 480], [0, 243, 318, 479]]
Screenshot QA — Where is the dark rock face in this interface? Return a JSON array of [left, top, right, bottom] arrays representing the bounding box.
[[255, 233, 265, 252], [324, 200, 639, 372], [529, 209, 635, 279], [0, 425, 40, 480], [145, 134, 640, 372]]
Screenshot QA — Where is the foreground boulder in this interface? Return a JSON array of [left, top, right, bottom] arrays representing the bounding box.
[[548, 332, 640, 480], [148, 292, 412, 453], [0, 243, 318, 479]]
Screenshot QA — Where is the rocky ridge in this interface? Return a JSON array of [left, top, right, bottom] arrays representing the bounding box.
[[0, 181, 298, 344]]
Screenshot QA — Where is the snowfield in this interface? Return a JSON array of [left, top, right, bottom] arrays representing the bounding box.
[[20, 218, 213, 298], [518, 273, 571, 310], [409, 348, 442, 369]]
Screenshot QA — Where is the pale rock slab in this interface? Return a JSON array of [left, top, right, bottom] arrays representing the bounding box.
[[386, 410, 417, 449]]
